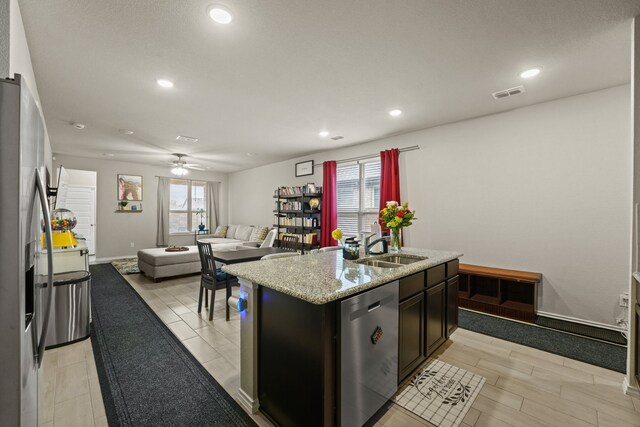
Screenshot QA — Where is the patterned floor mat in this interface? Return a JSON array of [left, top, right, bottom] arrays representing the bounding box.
[[395, 359, 485, 427]]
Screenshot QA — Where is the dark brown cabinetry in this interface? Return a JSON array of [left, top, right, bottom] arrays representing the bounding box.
[[398, 261, 459, 381], [399, 292, 425, 381], [426, 282, 446, 356], [446, 276, 459, 337]]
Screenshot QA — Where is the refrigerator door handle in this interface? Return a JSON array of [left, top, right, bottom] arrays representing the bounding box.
[[35, 170, 54, 368]]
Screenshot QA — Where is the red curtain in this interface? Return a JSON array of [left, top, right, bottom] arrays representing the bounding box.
[[379, 148, 401, 221], [320, 161, 338, 247]]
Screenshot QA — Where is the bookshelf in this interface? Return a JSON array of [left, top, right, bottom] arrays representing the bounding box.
[[273, 185, 322, 253]]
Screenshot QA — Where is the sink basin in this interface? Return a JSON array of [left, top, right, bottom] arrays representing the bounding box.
[[356, 259, 403, 268], [376, 255, 428, 265]]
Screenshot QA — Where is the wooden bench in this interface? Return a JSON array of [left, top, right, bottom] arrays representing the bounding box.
[[458, 263, 542, 323]]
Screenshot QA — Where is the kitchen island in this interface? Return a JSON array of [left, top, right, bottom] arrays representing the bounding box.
[[223, 248, 462, 427]]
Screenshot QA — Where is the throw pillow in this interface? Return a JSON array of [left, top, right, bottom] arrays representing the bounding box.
[[235, 225, 254, 241], [249, 226, 269, 242], [226, 224, 239, 240], [212, 225, 228, 238]]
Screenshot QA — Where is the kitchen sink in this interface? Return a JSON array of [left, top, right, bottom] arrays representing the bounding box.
[[376, 255, 428, 265], [355, 254, 428, 268], [356, 259, 403, 268]]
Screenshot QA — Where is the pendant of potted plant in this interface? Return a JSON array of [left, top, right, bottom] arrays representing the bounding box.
[[196, 208, 206, 231]]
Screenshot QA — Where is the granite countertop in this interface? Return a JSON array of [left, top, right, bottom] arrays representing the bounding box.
[[222, 247, 463, 304]]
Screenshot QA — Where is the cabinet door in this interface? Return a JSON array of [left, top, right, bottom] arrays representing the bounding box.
[[426, 282, 446, 356], [398, 293, 425, 382], [446, 276, 459, 337]]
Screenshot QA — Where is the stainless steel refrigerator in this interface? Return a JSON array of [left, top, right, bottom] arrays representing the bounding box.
[[0, 74, 54, 426]]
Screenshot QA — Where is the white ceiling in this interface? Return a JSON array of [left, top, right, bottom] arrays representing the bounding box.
[[18, 0, 640, 173]]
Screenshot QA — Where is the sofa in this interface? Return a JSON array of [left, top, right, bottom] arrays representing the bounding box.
[[137, 225, 273, 281]]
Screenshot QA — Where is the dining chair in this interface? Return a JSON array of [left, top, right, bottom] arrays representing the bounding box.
[[318, 246, 341, 253], [196, 241, 236, 321], [261, 252, 301, 260], [260, 229, 278, 248], [280, 234, 299, 252]]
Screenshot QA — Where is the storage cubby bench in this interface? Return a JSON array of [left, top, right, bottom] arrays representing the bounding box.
[[458, 263, 542, 322]]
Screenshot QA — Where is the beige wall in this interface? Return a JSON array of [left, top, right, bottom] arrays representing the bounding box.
[[229, 85, 632, 327], [53, 155, 229, 260], [8, 0, 52, 173], [626, 16, 639, 396], [0, 0, 8, 76]]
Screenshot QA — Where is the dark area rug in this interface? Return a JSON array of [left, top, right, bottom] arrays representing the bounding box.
[[89, 264, 256, 426], [459, 309, 626, 373]]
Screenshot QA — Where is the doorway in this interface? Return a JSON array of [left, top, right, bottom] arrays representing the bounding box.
[[55, 168, 97, 257]]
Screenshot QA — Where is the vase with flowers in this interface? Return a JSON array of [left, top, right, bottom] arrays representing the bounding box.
[[379, 201, 415, 253]]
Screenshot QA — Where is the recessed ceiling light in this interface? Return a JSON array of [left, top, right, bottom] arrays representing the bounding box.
[[246, 152, 257, 157], [318, 130, 329, 138], [119, 129, 134, 135], [157, 79, 174, 88], [176, 135, 199, 143], [389, 109, 403, 117], [208, 5, 234, 24], [72, 122, 85, 130], [520, 67, 542, 79]]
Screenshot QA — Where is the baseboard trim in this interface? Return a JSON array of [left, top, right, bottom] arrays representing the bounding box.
[[623, 377, 640, 397], [537, 310, 623, 332], [237, 388, 259, 414]]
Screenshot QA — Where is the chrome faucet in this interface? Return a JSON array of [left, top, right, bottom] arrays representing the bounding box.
[[363, 232, 390, 256]]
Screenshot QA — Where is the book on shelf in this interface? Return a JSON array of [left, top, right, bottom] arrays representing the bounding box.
[[274, 185, 323, 196], [278, 232, 318, 245], [274, 200, 302, 211], [274, 215, 320, 228]]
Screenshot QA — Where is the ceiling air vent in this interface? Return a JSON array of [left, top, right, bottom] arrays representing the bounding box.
[[331, 136, 344, 141], [492, 85, 525, 100]]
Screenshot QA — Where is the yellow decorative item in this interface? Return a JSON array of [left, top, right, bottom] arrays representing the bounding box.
[[331, 228, 343, 242], [42, 208, 79, 248], [309, 198, 320, 209], [41, 231, 78, 248]]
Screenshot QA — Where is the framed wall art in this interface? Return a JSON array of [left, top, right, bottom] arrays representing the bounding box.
[[295, 160, 314, 177], [118, 174, 143, 201]]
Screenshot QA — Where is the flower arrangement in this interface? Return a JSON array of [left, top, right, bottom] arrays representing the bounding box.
[[379, 201, 415, 252], [331, 228, 343, 243]]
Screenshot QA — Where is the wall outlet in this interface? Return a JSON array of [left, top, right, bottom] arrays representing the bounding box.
[[619, 292, 629, 308], [616, 317, 628, 330], [130, 242, 135, 248]]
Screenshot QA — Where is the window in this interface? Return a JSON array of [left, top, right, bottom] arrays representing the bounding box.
[[336, 161, 381, 237], [169, 179, 207, 233]]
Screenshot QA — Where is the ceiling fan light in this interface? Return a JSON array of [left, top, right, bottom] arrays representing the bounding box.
[[171, 166, 188, 176]]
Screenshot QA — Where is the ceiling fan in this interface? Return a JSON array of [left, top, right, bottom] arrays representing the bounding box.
[[168, 153, 205, 176]]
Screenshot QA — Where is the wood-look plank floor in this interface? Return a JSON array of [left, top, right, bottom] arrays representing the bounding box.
[[40, 271, 638, 426]]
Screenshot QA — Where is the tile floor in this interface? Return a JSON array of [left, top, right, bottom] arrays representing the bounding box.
[[39, 271, 640, 426]]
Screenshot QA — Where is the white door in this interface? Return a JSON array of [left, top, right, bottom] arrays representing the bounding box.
[[63, 186, 96, 255]]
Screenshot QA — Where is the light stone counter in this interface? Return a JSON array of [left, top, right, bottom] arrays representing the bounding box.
[[222, 247, 462, 304]]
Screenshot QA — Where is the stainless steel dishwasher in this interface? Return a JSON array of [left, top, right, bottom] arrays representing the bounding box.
[[340, 280, 399, 426]]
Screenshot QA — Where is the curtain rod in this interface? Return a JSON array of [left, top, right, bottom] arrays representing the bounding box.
[[314, 145, 420, 167], [154, 175, 221, 184]]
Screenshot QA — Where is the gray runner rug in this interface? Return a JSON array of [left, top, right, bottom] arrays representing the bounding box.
[[89, 264, 256, 426]]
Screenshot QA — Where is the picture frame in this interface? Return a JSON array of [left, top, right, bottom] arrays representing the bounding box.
[[295, 160, 314, 177], [118, 174, 143, 201], [307, 183, 316, 194]]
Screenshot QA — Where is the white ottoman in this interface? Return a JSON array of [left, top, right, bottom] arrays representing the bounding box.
[[137, 246, 201, 282]]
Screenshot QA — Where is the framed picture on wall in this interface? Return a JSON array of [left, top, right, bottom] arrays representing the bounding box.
[[118, 174, 143, 201], [295, 160, 314, 177]]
